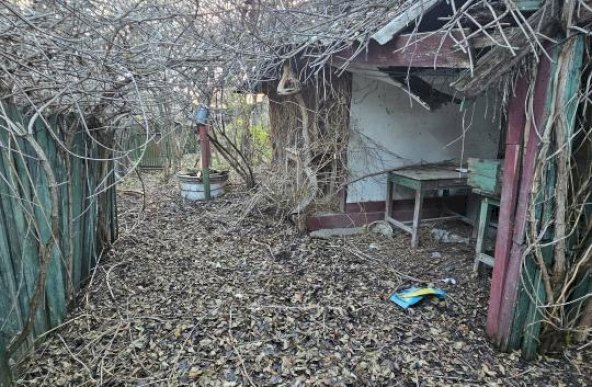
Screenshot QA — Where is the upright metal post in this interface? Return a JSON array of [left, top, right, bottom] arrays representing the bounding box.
[[195, 105, 211, 200], [198, 124, 211, 200]]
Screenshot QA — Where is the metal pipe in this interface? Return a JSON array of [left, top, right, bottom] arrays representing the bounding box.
[[195, 104, 211, 201], [198, 124, 211, 200]]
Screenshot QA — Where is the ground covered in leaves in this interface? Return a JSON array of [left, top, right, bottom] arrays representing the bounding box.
[[17, 179, 591, 386]]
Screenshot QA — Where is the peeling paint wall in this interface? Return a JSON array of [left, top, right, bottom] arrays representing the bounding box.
[[347, 73, 500, 203]]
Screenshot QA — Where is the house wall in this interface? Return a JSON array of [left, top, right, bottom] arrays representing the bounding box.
[[346, 73, 500, 203]]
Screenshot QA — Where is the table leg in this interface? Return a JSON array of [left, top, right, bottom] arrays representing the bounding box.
[[385, 179, 394, 220], [411, 188, 424, 248], [473, 197, 492, 271]]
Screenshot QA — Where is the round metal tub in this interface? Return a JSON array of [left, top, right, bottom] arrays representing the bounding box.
[[176, 170, 229, 201]]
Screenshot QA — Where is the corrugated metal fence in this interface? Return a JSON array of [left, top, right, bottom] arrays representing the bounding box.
[[0, 102, 117, 383]]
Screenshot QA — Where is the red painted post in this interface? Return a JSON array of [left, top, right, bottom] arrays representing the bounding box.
[[486, 76, 528, 339], [198, 124, 210, 169], [495, 50, 553, 349], [198, 124, 211, 200]]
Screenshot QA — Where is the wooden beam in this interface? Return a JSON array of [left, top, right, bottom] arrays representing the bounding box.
[[334, 31, 471, 69], [371, 0, 442, 45], [342, 66, 433, 110], [496, 50, 552, 351], [452, 0, 561, 96], [471, 28, 520, 49], [486, 75, 528, 340]]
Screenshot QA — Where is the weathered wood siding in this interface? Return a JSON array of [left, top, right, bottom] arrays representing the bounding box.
[[0, 102, 117, 382]]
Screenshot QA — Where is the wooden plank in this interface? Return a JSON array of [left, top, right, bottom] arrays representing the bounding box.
[[453, 0, 560, 96], [411, 189, 424, 248], [68, 134, 84, 292], [80, 143, 94, 281], [478, 253, 495, 267], [516, 42, 560, 355], [0, 235, 23, 341], [467, 158, 502, 173], [496, 42, 554, 350], [566, 269, 591, 344], [50, 116, 72, 299], [486, 75, 529, 339], [516, 0, 544, 11], [335, 31, 471, 69], [371, 0, 442, 44], [32, 118, 66, 329], [3, 116, 48, 342], [0, 109, 26, 347], [390, 174, 422, 189], [474, 197, 492, 271], [0, 343, 11, 387], [520, 246, 553, 358], [386, 216, 413, 234], [0, 106, 49, 355], [0, 166, 25, 353], [385, 178, 394, 221], [502, 36, 584, 354], [471, 28, 520, 49], [111, 166, 118, 242], [468, 173, 499, 194]]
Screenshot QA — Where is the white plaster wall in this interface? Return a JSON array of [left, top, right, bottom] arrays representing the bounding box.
[[347, 73, 500, 203]]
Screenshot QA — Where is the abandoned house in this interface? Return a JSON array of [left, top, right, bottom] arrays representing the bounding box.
[[245, 0, 592, 359]]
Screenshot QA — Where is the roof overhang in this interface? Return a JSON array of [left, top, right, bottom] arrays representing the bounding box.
[[333, 31, 471, 70]]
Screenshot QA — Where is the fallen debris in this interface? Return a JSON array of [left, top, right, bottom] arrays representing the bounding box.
[[431, 228, 470, 244], [390, 286, 447, 309], [309, 227, 363, 239], [367, 220, 394, 238], [13, 176, 591, 386]]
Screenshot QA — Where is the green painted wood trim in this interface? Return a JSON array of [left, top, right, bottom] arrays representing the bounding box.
[[565, 269, 591, 344], [32, 120, 66, 329], [0, 344, 12, 387], [521, 245, 554, 358], [0, 216, 24, 345], [3, 126, 48, 340], [514, 36, 584, 356], [69, 153, 83, 290], [388, 174, 421, 190], [0, 102, 118, 369], [0, 160, 25, 344], [515, 0, 543, 11], [467, 158, 502, 173]]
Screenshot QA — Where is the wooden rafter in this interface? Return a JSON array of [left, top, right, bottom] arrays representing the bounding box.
[[452, 0, 561, 96], [333, 31, 471, 70]]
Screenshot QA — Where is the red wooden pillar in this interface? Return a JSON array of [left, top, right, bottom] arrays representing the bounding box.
[[486, 76, 528, 339], [198, 124, 211, 169], [198, 124, 211, 200], [486, 51, 553, 347]]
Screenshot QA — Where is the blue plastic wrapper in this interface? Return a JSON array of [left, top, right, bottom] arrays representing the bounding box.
[[390, 286, 447, 309]]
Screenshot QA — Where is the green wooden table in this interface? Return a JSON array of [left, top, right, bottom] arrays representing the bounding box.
[[385, 167, 469, 248]]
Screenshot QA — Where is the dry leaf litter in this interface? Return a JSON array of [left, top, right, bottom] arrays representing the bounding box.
[[15, 177, 591, 386]]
